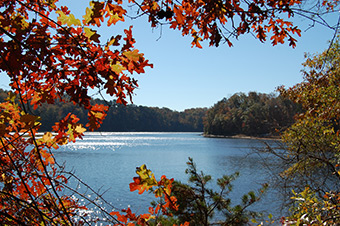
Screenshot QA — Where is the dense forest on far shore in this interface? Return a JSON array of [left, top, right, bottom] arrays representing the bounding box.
[[0, 89, 206, 132], [203, 92, 303, 137], [0, 89, 301, 135]]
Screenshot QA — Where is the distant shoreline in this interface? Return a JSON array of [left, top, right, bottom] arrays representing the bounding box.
[[202, 133, 281, 141]]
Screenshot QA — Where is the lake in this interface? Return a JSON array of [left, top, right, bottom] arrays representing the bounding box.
[[53, 132, 286, 221]]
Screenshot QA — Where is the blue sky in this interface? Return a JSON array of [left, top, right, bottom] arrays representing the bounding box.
[[0, 2, 338, 111], [126, 17, 336, 111]]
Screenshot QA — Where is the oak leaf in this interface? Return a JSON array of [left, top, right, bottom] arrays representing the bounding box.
[[123, 49, 142, 62], [56, 10, 81, 26], [75, 124, 86, 134], [84, 27, 101, 43]]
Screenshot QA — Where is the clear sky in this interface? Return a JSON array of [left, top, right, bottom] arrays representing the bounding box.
[[0, 1, 338, 111], [123, 15, 336, 111]]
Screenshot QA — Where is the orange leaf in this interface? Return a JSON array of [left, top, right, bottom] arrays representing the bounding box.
[[173, 6, 185, 25], [110, 211, 128, 222]]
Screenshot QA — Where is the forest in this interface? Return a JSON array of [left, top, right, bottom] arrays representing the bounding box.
[[0, 89, 300, 135], [203, 92, 302, 137], [0, 89, 206, 132]]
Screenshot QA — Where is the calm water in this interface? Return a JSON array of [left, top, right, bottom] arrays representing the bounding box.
[[53, 132, 285, 219]]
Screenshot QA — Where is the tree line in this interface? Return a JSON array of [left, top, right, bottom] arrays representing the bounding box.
[[203, 92, 302, 137], [0, 89, 206, 132], [0, 89, 301, 135]]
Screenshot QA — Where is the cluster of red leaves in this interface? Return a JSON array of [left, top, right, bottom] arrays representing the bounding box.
[[0, 0, 152, 132], [0, 95, 84, 224], [134, 0, 338, 48], [0, 0, 153, 224], [110, 164, 189, 225]]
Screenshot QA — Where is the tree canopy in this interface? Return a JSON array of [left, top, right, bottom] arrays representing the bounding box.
[[203, 92, 302, 137], [270, 35, 340, 225], [278, 35, 340, 193]]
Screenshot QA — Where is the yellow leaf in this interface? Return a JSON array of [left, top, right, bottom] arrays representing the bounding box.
[[123, 49, 142, 62], [42, 132, 53, 143], [56, 10, 69, 25], [107, 13, 124, 26], [68, 14, 81, 26], [110, 62, 126, 74], [136, 164, 157, 186], [83, 7, 93, 24], [91, 110, 104, 119], [56, 10, 81, 26], [151, 1, 159, 10], [84, 27, 101, 43], [75, 124, 86, 134]]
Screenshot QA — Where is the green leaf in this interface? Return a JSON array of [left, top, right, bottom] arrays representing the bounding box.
[[242, 194, 249, 204]]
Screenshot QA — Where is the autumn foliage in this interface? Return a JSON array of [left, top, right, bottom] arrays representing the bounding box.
[[277, 35, 340, 225], [139, 0, 306, 48], [0, 0, 339, 225], [111, 164, 183, 225]]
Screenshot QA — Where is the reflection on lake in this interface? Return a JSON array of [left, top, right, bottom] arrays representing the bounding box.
[[53, 132, 286, 218]]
